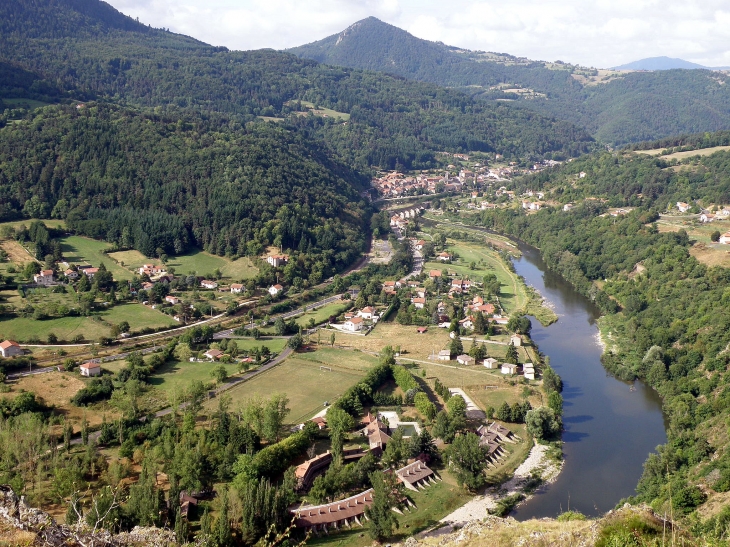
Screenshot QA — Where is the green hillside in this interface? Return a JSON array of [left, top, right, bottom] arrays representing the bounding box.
[[289, 17, 730, 146]]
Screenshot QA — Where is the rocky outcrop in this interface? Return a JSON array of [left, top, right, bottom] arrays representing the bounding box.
[[0, 485, 176, 547]]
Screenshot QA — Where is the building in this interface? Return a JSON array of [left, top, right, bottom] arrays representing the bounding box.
[[395, 461, 436, 492], [139, 264, 164, 276], [429, 270, 442, 279], [79, 362, 101, 377], [230, 284, 244, 294], [165, 295, 180, 305], [0, 340, 22, 358], [721, 232, 730, 245], [204, 349, 224, 360], [344, 317, 364, 332], [501, 363, 518, 375], [65, 269, 79, 279], [365, 419, 391, 451], [290, 489, 374, 532], [483, 357, 499, 369], [411, 297, 426, 309], [437, 349, 451, 361], [83, 267, 99, 278], [437, 252, 453, 262], [268, 284, 284, 296], [359, 306, 375, 320], [33, 269, 54, 285], [201, 280, 218, 289], [510, 334, 523, 347], [677, 202, 690, 213], [456, 354, 475, 366], [267, 255, 289, 268], [700, 213, 716, 223]]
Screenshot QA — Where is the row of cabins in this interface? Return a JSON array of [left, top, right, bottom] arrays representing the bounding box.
[[476, 422, 519, 466]]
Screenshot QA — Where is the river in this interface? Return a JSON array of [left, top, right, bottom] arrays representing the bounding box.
[[510, 244, 667, 519]]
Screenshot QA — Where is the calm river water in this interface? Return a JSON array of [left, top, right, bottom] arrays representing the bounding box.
[[511, 244, 667, 519]]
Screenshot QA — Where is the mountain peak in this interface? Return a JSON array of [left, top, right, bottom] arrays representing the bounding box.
[[612, 56, 706, 71]]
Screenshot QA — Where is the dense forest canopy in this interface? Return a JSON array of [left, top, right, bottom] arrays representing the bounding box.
[[290, 17, 730, 146], [0, 103, 369, 275]]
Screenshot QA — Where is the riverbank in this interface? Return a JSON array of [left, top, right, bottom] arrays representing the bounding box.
[[421, 443, 564, 538]]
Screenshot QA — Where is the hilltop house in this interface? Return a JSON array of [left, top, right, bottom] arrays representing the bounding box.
[[267, 255, 289, 267]]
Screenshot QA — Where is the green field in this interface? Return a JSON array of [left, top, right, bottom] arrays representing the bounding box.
[[108, 248, 258, 280], [0, 219, 65, 232], [213, 348, 375, 423], [0, 303, 177, 342], [293, 302, 350, 327], [3, 98, 52, 110], [147, 359, 240, 395], [60, 236, 133, 281]]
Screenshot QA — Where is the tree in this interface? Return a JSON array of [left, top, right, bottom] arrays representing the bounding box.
[[432, 410, 454, 443], [525, 407, 561, 440], [287, 332, 303, 350], [542, 365, 563, 393], [327, 406, 355, 465], [506, 343, 518, 365], [548, 391, 563, 416], [449, 335, 463, 358], [262, 394, 290, 443], [215, 487, 232, 547], [449, 433, 488, 491], [211, 365, 228, 384], [496, 401, 512, 422], [365, 471, 402, 541], [712, 230, 721, 242]]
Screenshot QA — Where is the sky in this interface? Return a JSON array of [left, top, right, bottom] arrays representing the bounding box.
[[107, 0, 730, 68]]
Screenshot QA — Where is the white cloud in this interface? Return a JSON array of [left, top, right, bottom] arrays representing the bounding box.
[[107, 0, 730, 67]]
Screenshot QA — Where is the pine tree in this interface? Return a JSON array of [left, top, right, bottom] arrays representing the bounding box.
[[365, 471, 401, 540]]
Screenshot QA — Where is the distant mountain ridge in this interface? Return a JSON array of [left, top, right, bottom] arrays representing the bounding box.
[[613, 56, 707, 70], [289, 18, 730, 146]]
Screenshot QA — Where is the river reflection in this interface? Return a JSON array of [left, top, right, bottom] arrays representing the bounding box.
[[511, 245, 667, 519]]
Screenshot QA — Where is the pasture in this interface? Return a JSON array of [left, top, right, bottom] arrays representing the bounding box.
[[212, 348, 374, 423], [108, 248, 258, 280], [60, 236, 132, 281], [147, 359, 240, 396], [636, 145, 730, 159]]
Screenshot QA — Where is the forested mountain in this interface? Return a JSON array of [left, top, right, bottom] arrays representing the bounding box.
[[0, 103, 369, 279], [0, 0, 593, 170], [289, 18, 730, 145], [464, 134, 730, 522]]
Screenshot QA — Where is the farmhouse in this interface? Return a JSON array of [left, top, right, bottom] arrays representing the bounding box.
[[230, 284, 244, 293], [677, 202, 690, 213], [165, 295, 180, 305], [267, 255, 289, 267], [64, 269, 79, 279], [700, 213, 716, 223], [200, 280, 218, 289], [0, 340, 22, 358], [411, 297, 426, 309], [429, 270, 443, 279], [33, 269, 54, 285], [82, 267, 99, 278], [139, 264, 164, 276], [437, 252, 453, 262], [268, 284, 284, 296], [204, 349, 224, 360], [79, 362, 101, 377], [344, 316, 364, 332]]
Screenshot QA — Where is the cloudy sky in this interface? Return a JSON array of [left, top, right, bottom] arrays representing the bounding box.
[[107, 0, 730, 68]]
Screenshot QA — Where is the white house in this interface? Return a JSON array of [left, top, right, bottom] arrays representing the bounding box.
[[677, 202, 690, 213], [268, 284, 284, 296], [501, 363, 518, 375], [700, 213, 716, 223], [79, 362, 101, 377], [483, 358, 499, 369], [437, 252, 453, 262], [359, 306, 375, 320], [456, 354, 475, 366], [65, 269, 79, 279], [267, 255, 289, 267], [230, 284, 244, 294], [510, 334, 523, 347], [33, 269, 54, 285], [204, 349, 224, 360], [720, 232, 730, 244], [344, 317, 364, 332], [82, 267, 99, 278], [201, 280, 218, 289], [411, 297, 426, 309], [139, 264, 164, 276], [563, 203, 574, 212], [0, 340, 22, 358], [437, 349, 451, 361]]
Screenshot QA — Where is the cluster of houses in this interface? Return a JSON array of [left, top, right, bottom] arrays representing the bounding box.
[[389, 207, 425, 230], [290, 411, 438, 533], [31, 263, 106, 286], [341, 306, 379, 332], [476, 422, 520, 466]]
